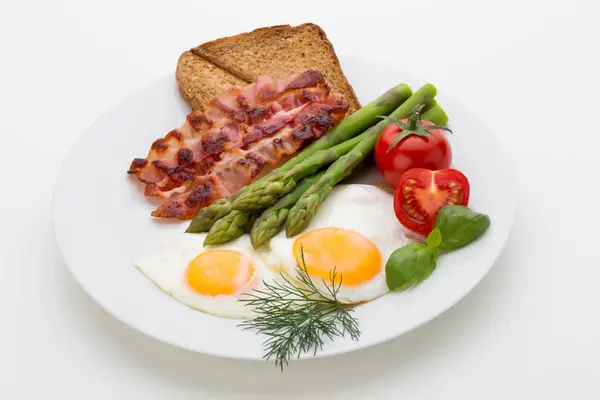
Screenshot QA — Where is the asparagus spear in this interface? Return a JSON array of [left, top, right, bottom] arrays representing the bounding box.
[[281, 83, 413, 169], [285, 84, 437, 237], [421, 103, 449, 125], [203, 210, 254, 246], [243, 213, 259, 233], [232, 132, 366, 212], [203, 135, 356, 244], [185, 83, 412, 233], [250, 172, 326, 249], [422, 99, 438, 113], [186, 198, 232, 233]]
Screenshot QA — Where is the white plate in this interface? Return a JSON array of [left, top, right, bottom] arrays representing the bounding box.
[[53, 56, 515, 361]]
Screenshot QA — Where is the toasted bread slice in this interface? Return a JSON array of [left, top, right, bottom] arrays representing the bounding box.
[[190, 23, 361, 113], [176, 51, 248, 111]]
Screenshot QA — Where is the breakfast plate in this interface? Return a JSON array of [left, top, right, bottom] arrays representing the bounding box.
[[53, 55, 515, 363]]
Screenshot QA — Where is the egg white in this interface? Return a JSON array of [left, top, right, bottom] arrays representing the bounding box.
[[268, 184, 411, 304], [134, 233, 278, 319]]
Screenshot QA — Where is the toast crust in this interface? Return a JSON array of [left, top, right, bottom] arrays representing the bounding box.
[[187, 23, 361, 113], [176, 51, 247, 111]]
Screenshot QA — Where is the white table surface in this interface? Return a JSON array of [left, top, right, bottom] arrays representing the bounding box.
[[2, 0, 599, 398]]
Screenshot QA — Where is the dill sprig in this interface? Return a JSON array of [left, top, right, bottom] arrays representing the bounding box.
[[238, 249, 361, 370]]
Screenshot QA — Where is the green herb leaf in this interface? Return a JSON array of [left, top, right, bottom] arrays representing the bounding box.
[[386, 130, 431, 153], [426, 228, 442, 262], [385, 243, 437, 291], [427, 125, 453, 133], [239, 248, 361, 370], [433, 205, 491, 250], [427, 228, 442, 249]]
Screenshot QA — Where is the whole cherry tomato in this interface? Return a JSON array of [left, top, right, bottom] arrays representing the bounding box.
[[374, 110, 452, 188]]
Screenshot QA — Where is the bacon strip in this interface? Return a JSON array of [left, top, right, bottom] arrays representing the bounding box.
[[128, 70, 349, 219]]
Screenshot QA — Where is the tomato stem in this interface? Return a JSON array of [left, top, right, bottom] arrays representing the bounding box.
[[383, 105, 453, 154], [407, 104, 425, 130]]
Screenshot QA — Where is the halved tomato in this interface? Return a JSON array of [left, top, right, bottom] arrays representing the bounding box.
[[394, 168, 470, 235]]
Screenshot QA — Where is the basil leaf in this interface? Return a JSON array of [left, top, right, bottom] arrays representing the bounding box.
[[385, 243, 437, 291], [425, 228, 442, 261], [434, 205, 491, 250], [427, 228, 442, 249]]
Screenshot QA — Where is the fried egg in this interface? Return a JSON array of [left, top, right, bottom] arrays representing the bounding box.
[[267, 184, 411, 304], [134, 234, 277, 319]]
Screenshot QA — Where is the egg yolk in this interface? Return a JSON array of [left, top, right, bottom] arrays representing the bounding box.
[[293, 228, 381, 286], [186, 250, 254, 296]]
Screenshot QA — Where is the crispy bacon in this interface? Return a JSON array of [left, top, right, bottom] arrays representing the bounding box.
[[128, 70, 349, 219]]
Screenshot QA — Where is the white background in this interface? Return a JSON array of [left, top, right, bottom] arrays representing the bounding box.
[[1, 0, 599, 398]]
